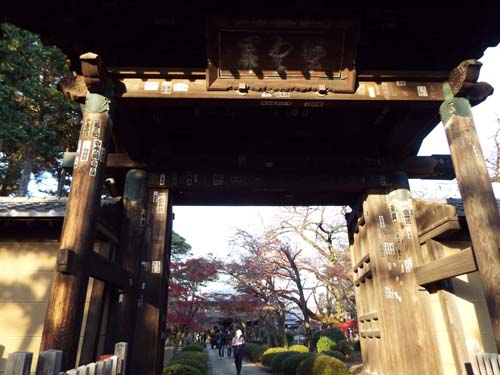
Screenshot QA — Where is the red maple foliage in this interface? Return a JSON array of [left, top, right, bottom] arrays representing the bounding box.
[[167, 258, 219, 353]]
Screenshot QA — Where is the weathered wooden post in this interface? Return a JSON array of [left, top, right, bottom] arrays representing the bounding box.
[[36, 349, 63, 375], [41, 54, 113, 370], [349, 172, 442, 374], [5, 352, 32, 375], [106, 170, 147, 362], [131, 173, 173, 375], [440, 81, 500, 350]]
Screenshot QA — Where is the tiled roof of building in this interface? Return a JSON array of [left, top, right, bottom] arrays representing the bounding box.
[[0, 197, 121, 218], [0, 197, 68, 217]]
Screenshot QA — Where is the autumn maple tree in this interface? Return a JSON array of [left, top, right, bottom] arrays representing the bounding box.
[[270, 206, 356, 324], [167, 257, 219, 354]]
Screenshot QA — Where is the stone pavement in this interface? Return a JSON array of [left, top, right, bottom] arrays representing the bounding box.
[[206, 346, 270, 375]]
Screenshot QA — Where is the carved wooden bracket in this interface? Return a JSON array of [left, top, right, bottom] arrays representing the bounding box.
[[448, 59, 494, 103]]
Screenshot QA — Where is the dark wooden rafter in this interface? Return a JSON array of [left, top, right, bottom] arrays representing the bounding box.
[[63, 152, 455, 177]]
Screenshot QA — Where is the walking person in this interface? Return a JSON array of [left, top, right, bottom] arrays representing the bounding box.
[[232, 329, 245, 375], [224, 330, 233, 357], [217, 330, 225, 359]]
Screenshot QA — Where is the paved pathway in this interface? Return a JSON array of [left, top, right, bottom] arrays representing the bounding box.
[[206, 346, 269, 375]]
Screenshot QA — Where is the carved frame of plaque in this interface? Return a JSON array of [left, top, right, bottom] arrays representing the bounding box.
[[207, 17, 358, 93]]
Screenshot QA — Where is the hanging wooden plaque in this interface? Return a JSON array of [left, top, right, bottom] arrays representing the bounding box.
[[207, 17, 358, 93]]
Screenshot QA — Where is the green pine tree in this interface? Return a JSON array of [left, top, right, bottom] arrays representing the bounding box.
[[0, 22, 80, 196]]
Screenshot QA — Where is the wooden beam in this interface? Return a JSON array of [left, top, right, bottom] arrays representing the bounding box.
[[440, 83, 500, 350], [88, 251, 132, 290], [116, 77, 450, 104], [96, 222, 119, 246], [62, 152, 455, 180], [415, 248, 477, 286], [147, 171, 394, 192], [418, 216, 461, 244], [40, 90, 112, 371]]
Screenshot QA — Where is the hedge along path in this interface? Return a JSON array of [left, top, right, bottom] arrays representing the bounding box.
[[206, 346, 269, 375]]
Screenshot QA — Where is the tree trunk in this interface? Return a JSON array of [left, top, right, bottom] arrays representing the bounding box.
[[16, 143, 34, 197], [265, 319, 278, 347], [303, 313, 313, 351], [172, 331, 182, 356], [277, 311, 288, 348], [56, 168, 67, 196]]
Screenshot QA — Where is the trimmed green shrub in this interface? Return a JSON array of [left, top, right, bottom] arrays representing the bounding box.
[[312, 327, 345, 348], [322, 350, 346, 362], [168, 350, 207, 375], [296, 354, 350, 375], [261, 347, 288, 367], [316, 336, 337, 353], [182, 343, 205, 352], [168, 359, 206, 373], [281, 353, 316, 375], [288, 344, 309, 353], [251, 345, 269, 362], [172, 351, 207, 367], [244, 343, 259, 358], [270, 351, 296, 372], [336, 340, 354, 356], [163, 363, 202, 375]]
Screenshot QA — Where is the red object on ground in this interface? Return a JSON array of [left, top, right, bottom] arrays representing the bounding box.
[[99, 354, 113, 360]]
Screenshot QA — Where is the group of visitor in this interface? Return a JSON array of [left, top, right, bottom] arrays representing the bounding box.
[[209, 328, 246, 375]]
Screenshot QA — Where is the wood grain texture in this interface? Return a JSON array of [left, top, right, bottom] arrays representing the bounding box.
[[359, 190, 442, 375], [40, 110, 112, 371], [444, 113, 500, 351], [106, 170, 147, 368], [79, 243, 111, 365], [414, 248, 476, 286], [131, 184, 172, 375]]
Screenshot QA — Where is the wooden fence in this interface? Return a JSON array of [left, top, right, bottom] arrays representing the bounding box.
[[5, 343, 127, 375]]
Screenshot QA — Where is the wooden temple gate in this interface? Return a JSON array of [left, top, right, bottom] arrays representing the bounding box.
[[4, 6, 500, 375]]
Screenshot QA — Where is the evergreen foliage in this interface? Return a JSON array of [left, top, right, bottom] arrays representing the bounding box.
[[281, 353, 315, 375], [312, 327, 345, 349], [163, 364, 202, 375], [316, 336, 337, 353], [261, 347, 288, 367], [288, 344, 309, 352], [270, 351, 296, 372], [296, 354, 350, 375], [0, 22, 80, 196], [321, 350, 347, 362]]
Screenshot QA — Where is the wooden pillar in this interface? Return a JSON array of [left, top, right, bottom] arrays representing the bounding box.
[[105, 170, 147, 361], [131, 173, 173, 375], [352, 177, 441, 375], [440, 83, 500, 350], [40, 92, 112, 370]]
